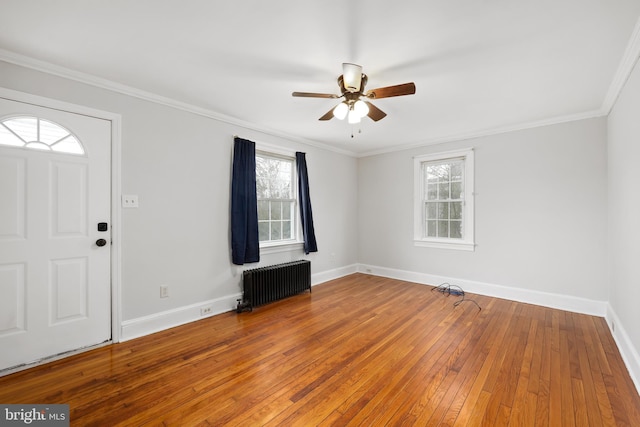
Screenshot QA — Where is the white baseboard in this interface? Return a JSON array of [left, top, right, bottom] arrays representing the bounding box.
[[312, 263, 358, 286], [120, 293, 241, 342], [120, 263, 359, 342], [606, 305, 640, 395], [357, 264, 608, 317]]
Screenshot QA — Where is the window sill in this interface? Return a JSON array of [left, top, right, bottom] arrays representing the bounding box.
[[414, 239, 475, 252], [260, 241, 305, 255]]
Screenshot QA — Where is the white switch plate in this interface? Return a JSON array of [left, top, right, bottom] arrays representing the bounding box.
[[122, 195, 139, 208]]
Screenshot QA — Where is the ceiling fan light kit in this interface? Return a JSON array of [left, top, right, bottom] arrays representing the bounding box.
[[292, 63, 416, 125]]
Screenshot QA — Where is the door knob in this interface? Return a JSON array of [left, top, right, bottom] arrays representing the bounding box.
[[96, 238, 107, 247]]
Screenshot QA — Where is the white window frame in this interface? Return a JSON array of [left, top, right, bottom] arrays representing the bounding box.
[[413, 148, 475, 251], [254, 142, 304, 254]]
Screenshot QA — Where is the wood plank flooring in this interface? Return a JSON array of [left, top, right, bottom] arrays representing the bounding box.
[[1, 274, 639, 426]]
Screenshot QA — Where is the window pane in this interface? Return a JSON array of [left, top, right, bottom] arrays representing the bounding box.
[[450, 202, 462, 220], [426, 202, 437, 219], [283, 201, 292, 220], [257, 200, 269, 220], [451, 182, 463, 199], [25, 141, 50, 151], [427, 220, 437, 237], [271, 221, 282, 240], [52, 136, 84, 155], [427, 184, 438, 200], [3, 117, 37, 142], [450, 162, 463, 180], [438, 182, 449, 199], [0, 125, 24, 147], [450, 221, 462, 238], [39, 119, 70, 145], [438, 220, 449, 237], [427, 164, 448, 182], [438, 202, 449, 220], [258, 222, 269, 241], [256, 177, 268, 198], [282, 220, 291, 239], [271, 201, 282, 220]]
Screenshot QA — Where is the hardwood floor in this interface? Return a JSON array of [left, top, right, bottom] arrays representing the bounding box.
[[1, 274, 639, 426]]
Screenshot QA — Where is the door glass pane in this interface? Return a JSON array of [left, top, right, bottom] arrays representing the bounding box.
[[0, 117, 85, 155], [3, 117, 37, 142]]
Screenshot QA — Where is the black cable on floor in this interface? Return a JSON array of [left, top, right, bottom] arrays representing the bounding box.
[[431, 282, 481, 310]]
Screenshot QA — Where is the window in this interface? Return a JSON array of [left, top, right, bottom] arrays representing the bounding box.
[[256, 151, 298, 247], [0, 116, 85, 155], [414, 148, 474, 251]]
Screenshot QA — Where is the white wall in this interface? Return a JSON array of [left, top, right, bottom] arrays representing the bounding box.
[[0, 61, 359, 336], [608, 57, 640, 375], [358, 118, 608, 304]]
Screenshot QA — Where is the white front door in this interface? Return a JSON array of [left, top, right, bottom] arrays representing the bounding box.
[[0, 97, 111, 371]]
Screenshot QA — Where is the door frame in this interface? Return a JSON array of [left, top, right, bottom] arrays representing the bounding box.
[[0, 86, 123, 344]]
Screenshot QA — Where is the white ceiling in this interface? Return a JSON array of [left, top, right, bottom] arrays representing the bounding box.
[[1, 1, 639, 156]]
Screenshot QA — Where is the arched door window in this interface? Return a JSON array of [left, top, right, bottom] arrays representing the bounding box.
[[0, 116, 85, 155]]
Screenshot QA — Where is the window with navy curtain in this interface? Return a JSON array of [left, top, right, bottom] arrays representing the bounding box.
[[231, 137, 260, 265], [296, 152, 318, 254]]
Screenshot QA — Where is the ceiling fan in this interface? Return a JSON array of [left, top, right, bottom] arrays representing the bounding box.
[[292, 63, 416, 124]]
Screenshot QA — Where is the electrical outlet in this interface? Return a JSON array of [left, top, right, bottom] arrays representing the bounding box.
[[160, 285, 169, 298], [122, 195, 139, 208], [200, 306, 213, 316]]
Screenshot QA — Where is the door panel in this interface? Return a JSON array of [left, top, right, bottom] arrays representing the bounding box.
[[0, 97, 111, 371]]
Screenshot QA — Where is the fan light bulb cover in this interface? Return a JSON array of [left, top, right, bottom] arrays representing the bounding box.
[[333, 102, 348, 120], [354, 100, 369, 117], [343, 63, 363, 92], [348, 109, 361, 124]]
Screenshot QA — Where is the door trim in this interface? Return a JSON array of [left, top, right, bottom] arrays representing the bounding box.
[[0, 86, 123, 344]]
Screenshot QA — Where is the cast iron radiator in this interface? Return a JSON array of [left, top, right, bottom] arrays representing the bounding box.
[[236, 260, 311, 312]]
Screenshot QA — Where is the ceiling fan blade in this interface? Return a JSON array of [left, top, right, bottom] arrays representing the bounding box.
[[365, 101, 387, 121], [366, 82, 416, 99], [319, 108, 335, 121], [292, 91, 339, 99]]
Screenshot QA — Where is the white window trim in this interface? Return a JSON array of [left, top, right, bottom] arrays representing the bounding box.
[[254, 142, 304, 250], [413, 148, 475, 251]]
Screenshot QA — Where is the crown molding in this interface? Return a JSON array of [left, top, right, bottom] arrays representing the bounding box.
[[356, 108, 606, 158], [602, 16, 640, 114], [0, 48, 357, 158]]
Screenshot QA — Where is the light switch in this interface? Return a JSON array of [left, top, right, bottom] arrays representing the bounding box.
[[122, 195, 139, 208]]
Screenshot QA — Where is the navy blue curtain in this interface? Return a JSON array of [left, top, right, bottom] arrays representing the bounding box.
[[231, 137, 260, 265], [296, 152, 318, 254]]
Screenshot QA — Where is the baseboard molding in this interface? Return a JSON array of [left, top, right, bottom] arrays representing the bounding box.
[[605, 306, 640, 395], [357, 264, 608, 317], [312, 263, 358, 286], [120, 263, 359, 342], [120, 293, 241, 342]]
